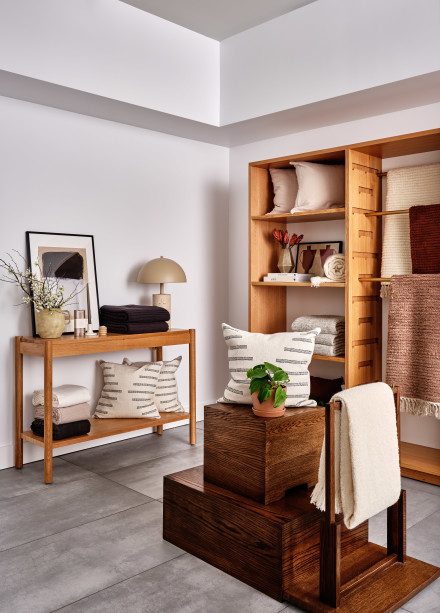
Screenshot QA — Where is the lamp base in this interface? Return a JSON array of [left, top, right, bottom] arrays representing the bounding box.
[[153, 293, 171, 328]]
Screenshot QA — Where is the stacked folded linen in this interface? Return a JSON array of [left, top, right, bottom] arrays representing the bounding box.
[[31, 385, 91, 440], [100, 305, 170, 334], [291, 315, 345, 357]]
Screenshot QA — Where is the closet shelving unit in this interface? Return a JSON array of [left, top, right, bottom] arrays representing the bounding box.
[[249, 128, 440, 485]]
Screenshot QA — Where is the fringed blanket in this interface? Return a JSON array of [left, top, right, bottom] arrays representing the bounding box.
[[380, 163, 440, 297], [386, 275, 440, 419]]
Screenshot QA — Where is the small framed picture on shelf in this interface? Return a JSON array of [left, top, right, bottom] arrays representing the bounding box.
[[26, 231, 100, 336], [295, 241, 343, 276]]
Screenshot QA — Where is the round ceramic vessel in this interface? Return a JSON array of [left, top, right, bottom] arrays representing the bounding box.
[[251, 390, 286, 418], [36, 308, 70, 339]]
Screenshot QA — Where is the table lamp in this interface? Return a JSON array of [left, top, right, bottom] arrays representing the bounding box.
[[137, 256, 187, 327]]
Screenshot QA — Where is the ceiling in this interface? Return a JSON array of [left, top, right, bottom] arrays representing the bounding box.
[[119, 0, 318, 41]]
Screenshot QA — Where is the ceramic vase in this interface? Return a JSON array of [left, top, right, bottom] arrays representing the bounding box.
[[277, 248, 294, 273], [36, 308, 71, 339], [251, 390, 286, 418]]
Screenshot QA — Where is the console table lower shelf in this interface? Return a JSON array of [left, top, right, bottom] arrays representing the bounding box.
[[21, 412, 190, 448]]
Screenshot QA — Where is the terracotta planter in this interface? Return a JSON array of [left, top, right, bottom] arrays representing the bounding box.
[[36, 308, 71, 339], [251, 390, 286, 418]]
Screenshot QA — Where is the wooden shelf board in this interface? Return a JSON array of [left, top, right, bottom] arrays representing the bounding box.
[[400, 442, 440, 486], [251, 208, 346, 223], [21, 413, 190, 448], [284, 542, 440, 613], [313, 353, 345, 363], [252, 282, 345, 288]]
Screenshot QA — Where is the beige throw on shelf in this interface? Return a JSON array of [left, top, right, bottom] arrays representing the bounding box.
[[34, 402, 91, 425], [380, 163, 440, 297], [311, 383, 401, 529], [32, 384, 91, 408], [386, 275, 440, 419]]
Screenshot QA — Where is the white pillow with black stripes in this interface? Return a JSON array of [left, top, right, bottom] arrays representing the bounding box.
[[219, 323, 320, 407]]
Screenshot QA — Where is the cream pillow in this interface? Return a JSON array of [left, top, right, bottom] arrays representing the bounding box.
[[290, 162, 345, 211], [219, 323, 319, 407], [266, 168, 299, 215], [123, 357, 184, 413], [95, 360, 162, 419]]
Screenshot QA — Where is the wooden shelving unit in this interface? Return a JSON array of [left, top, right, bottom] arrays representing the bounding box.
[[252, 282, 345, 287], [249, 128, 440, 484]]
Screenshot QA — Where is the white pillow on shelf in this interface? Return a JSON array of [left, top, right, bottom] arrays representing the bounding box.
[[290, 161, 345, 211], [218, 323, 319, 407], [265, 168, 299, 215]]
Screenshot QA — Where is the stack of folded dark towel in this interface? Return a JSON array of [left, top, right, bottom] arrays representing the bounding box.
[[100, 304, 170, 334], [31, 384, 91, 440]]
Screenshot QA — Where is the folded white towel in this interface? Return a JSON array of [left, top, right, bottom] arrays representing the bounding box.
[[32, 384, 91, 408], [324, 253, 345, 281], [311, 382, 401, 529]]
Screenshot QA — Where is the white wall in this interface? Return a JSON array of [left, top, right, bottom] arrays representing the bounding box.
[[221, 0, 440, 124], [0, 96, 229, 469], [228, 102, 440, 447], [0, 0, 220, 125]]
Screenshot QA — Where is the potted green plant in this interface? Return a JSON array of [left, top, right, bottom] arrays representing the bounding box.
[[247, 362, 290, 417]]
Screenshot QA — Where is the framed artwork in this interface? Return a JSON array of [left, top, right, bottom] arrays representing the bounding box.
[[295, 241, 343, 276], [26, 232, 100, 336]]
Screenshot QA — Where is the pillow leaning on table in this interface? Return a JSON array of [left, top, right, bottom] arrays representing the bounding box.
[[219, 323, 319, 407], [290, 161, 345, 212], [123, 357, 184, 413], [94, 360, 162, 419]]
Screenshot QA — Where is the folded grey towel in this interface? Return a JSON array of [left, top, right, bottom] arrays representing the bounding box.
[[34, 402, 91, 425], [292, 315, 345, 335], [316, 332, 345, 347], [314, 342, 345, 357]]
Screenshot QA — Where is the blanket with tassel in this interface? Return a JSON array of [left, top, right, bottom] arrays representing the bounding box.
[[386, 274, 440, 419], [380, 163, 440, 297]]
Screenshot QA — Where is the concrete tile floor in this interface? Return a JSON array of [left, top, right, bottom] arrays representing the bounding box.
[[0, 422, 438, 613]]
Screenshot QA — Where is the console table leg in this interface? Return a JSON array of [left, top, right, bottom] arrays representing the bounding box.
[[189, 329, 196, 445], [155, 346, 163, 435], [44, 342, 53, 484], [15, 337, 23, 469]]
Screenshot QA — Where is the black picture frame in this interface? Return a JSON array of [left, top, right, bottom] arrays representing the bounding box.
[[295, 241, 343, 276], [26, 231, 100, 337]]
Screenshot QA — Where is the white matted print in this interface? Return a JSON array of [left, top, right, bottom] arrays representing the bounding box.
[[26, 232, 100, 335]]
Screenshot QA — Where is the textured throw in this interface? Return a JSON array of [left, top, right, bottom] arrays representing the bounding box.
[[31, 419, 91, 440], [103, 321, 169, 334], [291, 315, 345, 335], [386, 275, 440, 419], [219, 323, 319, 407], [100, 305, 170, 323], [409, 202, 440, 273], [32, 385, 91, 408], [311, 383, 401, 529], [34, 402, 91, 425], [123, 357, 184, 412], [381, 163, 440, 297], [311, 253, 346, 287]]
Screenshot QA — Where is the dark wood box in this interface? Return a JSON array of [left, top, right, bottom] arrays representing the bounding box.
[[203, 402, 325, 504]]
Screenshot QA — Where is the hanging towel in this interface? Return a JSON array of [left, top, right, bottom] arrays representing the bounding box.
[[291, 315, 345, 335], [409, 202, 440, 274], [386, 274, 440, 419], [32, 385, 91, 408], [380, 163, 440, 297], [34, 402, 91, 425], [311, 382, 401, 529]]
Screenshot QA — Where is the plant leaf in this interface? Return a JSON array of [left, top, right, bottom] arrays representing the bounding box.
[[273, 369, 289, 382], [251, 368, 267, 379], [274, 386, 286, 408], [264, 362, 277, 373], [250, 378, 267, 394], [258, 387, 271, 403]]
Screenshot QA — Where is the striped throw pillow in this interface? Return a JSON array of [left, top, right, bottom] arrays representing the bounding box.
[[94, 360, 162, 419], [219, 323, 319, 407], [123, 357, 184, 413]]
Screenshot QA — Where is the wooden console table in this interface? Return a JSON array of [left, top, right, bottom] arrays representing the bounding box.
[[15, 329, 196, 484]]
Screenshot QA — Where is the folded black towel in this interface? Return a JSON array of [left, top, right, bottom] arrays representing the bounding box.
[[104, 321, 169, 334], [100, 305, 170, 324], [31, 419, 91, 440]]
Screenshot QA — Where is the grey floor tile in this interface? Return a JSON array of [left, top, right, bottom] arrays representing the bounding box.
[[104, 444, 204, 499], [0, 458, 95, 501], [196, 420, 204, 431], [399, 577, 440, 613], [61, 425, 196, 473], [402, 477, 440, 498], [56, 553, 286, 613], [368, 487, 440, 547], [0, 502, 183, 613], [0, 475, 150, 551], [406, 510, 440, 566]]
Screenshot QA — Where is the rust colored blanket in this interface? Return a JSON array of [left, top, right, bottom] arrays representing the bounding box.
[[386, 274, 440, 418], [410, 202, 440, 273]]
